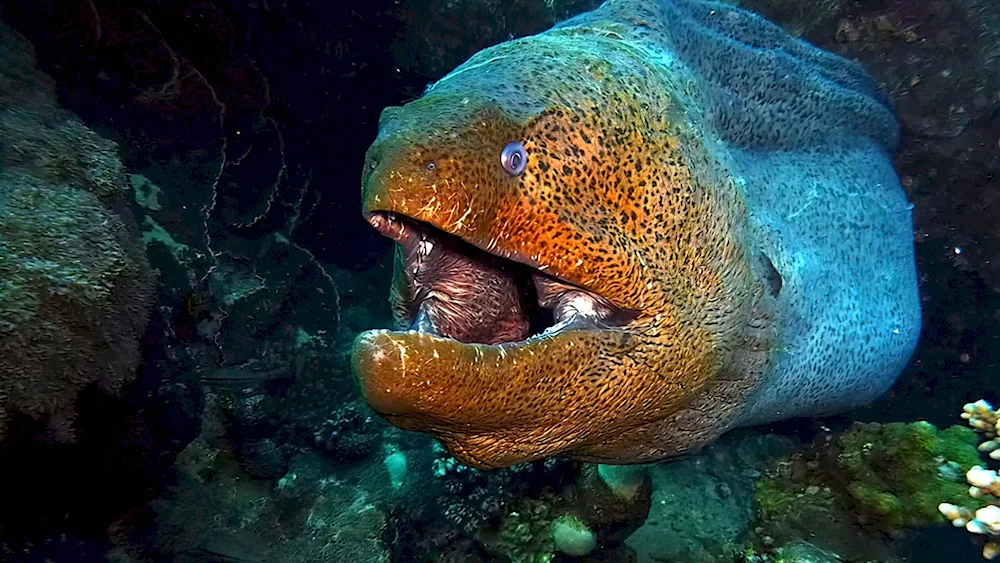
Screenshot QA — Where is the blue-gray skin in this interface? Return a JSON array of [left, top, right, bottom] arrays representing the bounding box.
[[351, 0, 921, 469]]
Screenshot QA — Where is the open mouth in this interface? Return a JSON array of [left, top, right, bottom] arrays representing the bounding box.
[[367, 211, 635, 346]]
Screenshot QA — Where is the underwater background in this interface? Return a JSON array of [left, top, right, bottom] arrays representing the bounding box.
[[0, 0, 998, 561]]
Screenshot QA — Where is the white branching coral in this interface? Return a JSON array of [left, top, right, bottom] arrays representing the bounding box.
[[966, 400, 1000, 460], [940, 400, 1000, 559]]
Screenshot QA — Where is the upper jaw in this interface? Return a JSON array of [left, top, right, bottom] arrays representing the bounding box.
[[360, 157, 637, 315]]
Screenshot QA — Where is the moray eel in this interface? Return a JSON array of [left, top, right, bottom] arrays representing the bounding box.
[[351, 0, 921, 469]]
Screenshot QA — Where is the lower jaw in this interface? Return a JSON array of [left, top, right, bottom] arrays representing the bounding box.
[[351, 325, 593, 424], [350, 327, 561, 466], [352, 327, 540, 414], [350, 325, 647, 468]]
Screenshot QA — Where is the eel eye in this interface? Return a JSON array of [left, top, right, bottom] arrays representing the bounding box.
[[500, 142, 527, 176]]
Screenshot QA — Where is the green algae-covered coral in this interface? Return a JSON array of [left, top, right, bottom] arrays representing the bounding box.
[[754, 470, 840, 527], [751, 421, 986, 562], [0, 26, 153, 442], [837, 421, 983, 527], [490, 498, 557, 563], [755, 421, 984, 534]]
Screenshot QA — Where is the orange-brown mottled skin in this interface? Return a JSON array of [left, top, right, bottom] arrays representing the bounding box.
[[353, 4, 778, 468], [353, 0, 925, 469]]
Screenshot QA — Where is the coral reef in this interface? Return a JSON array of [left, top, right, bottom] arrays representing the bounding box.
[[837, 421, 982, 527], [0, 25, 153, 442], [0, 25, 198, 559], [477, 463, 650, 562], [113, 391, 648, 562], [625, 432, 801, 563], [109, 421, 392, 562], [738, 540, 844, 563], [749, 420, 985, 561]]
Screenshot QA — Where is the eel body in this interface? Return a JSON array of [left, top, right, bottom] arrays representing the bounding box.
[[351, 0, 921, 468]]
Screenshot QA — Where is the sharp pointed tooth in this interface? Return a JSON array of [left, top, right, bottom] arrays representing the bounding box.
[[412, 302, 441, 335], [418, 239, 434, 257], [554, 302, 569, 324]]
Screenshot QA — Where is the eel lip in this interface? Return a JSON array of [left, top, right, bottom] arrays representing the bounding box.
[[350, 323, 608, 461], [351, 327, 528, 423], [351, 330, 412, 418]]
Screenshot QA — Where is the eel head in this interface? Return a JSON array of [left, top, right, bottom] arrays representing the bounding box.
[[351, 38, 772, 468]]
